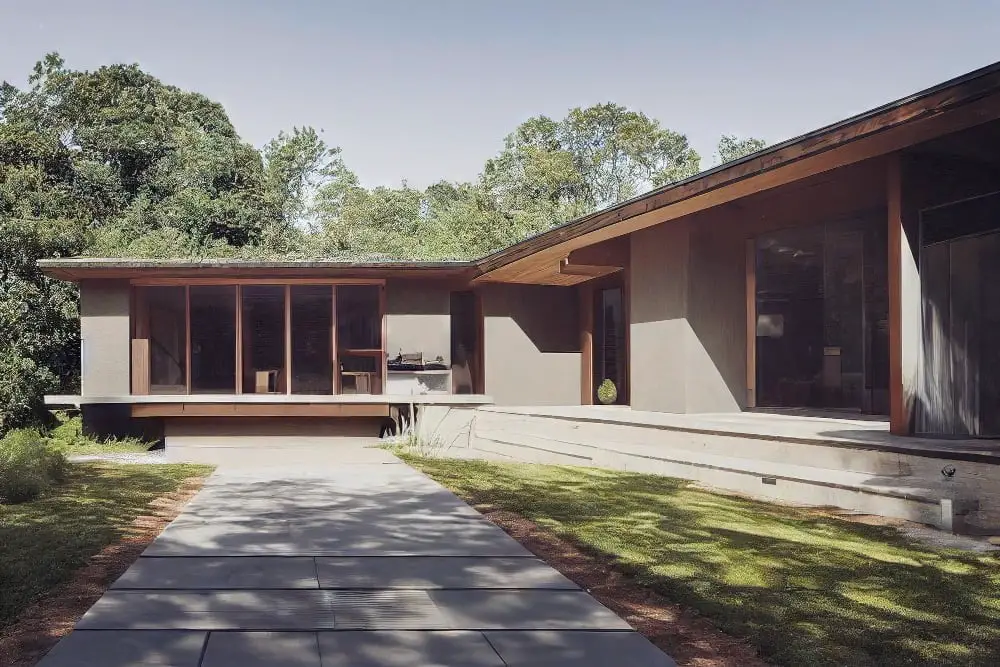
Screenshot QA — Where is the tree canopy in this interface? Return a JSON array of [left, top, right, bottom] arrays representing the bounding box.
[[0, 52, 765, 430]]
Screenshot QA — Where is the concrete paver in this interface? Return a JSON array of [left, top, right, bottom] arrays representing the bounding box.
[[37, 447, 675, 666], [315, 556, 578, 589], [112, 556, 319, 589]]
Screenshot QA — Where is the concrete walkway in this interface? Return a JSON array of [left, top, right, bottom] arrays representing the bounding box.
[[37, 447, 675, 666]]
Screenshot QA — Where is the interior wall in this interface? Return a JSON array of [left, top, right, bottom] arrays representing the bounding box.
[[385, 280, 452, 365], [480, 283, 580, 405], [80, 279, 132, 396]]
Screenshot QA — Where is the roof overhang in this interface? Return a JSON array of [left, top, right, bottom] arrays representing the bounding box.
[[37, 258, 478, 282], [472, 61, 1000, 285]]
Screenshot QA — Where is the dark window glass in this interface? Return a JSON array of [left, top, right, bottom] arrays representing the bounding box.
[[241, 285, 287, 394], [291, 285, 333, 394], [145, 287, 186, 394], [190, 286, 237, 393]]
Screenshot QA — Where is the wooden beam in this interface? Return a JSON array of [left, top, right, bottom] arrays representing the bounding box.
[[131, 277, 388, 286], [745, 238, 757, 408], [130, 403, 392, 419], [559, 258, 623, 279]]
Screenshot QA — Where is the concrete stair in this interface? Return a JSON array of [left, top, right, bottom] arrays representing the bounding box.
[[467, 410, 979, 532]]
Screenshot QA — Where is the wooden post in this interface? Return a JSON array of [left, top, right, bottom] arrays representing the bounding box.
[[379, 284, 387, 395], [185, 286, 192, 395], [745, 238, 757, 408], [285, 284, 292, 394], [331, 285, 339, 395], [235, 284, 243, 394], [580, 284, 594, 405], [887, 153, 907, 434]]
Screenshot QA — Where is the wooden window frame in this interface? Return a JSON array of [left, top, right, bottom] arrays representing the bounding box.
[[132, 279, 386, 397]]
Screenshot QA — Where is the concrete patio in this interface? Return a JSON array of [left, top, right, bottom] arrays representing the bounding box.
[[36, 446, 675, 666]]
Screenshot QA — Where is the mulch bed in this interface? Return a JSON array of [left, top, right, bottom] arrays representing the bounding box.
[[479, 507, 770, 667], [0, 476, 208, 667]]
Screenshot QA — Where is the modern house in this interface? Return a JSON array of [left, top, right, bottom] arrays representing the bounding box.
[[41, 62, 1000, 532]]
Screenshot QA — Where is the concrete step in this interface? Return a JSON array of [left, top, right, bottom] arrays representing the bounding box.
[[472, 410, 909, 476], [471, 428, 977, 531]]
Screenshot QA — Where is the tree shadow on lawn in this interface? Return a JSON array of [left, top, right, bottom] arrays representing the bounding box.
[[408, 456, 1000, 667], [0, 462, 211, 630]]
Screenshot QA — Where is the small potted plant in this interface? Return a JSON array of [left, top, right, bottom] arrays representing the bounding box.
[[597, 378, 617, 405]]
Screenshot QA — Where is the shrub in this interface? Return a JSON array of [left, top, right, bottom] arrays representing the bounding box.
[[0, 428, 68, 503], [597, 378, 618, 405]]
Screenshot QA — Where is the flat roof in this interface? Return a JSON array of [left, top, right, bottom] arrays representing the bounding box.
[[39, 60, 1000, 284]]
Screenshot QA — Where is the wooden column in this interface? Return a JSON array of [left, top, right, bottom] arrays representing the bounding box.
[[580, 283, 594, 405], [331, 285, 340, 395], [887, 153, 920, 435], [185, 286, 192, 395], [235, 285, 243, 394], [285, 284, 292, 394], [745, 238, 757, 408]]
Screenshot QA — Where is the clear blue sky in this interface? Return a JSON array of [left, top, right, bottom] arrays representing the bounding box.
[[3, 1, 999, 188]]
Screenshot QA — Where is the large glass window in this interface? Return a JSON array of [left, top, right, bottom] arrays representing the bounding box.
[[337, 285, 383, 394], [190, 286, 237, 393], [755, 217, 887, 412], [450, 291, 480, 394], [133, 282, 384, 396], [291, 285, 333, 394], [241, 285, 287, 394]]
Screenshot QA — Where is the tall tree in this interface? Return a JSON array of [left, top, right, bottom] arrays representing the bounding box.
[[716, 134, 768, 165], [483, 104, 700, 219], [1, 52, 273, 253]]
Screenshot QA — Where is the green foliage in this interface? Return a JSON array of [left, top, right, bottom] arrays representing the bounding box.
[[716, 134, 768, 165], [0, 216, 84, 432], [0, 428, 68, 502], [45, 412, 152, 455], [597, 378, 618, 405]]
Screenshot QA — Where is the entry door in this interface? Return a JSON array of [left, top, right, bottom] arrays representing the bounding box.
[[754, 222, 870, 411], [918, 192, 1000, 436], [593, 286, 627, 404]]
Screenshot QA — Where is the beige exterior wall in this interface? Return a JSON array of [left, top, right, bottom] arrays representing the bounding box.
[[481, 283, 580, 405], [80, 280, 132, 397], [629, 220, 743, 414], [385, 280, 452, 364]]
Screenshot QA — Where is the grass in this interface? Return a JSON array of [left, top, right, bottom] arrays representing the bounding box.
[[403, 455, 1000, 667], [0, 462, 212, 629], [44, 412, 153, 456]]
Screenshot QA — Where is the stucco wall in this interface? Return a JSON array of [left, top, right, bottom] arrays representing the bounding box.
[[80, 280, 131, 397], [629, 220, 743, 414], [385, 280, 451, 365], [480, 283, 580, 405]]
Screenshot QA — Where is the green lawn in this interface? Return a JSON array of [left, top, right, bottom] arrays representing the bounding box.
[[0, 462, 212, 629], [403, 455, 1000, 667]]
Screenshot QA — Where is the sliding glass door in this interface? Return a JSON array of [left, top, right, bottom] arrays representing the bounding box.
[[918, 191, 1000, 436], [754, 217, 888, 413]]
